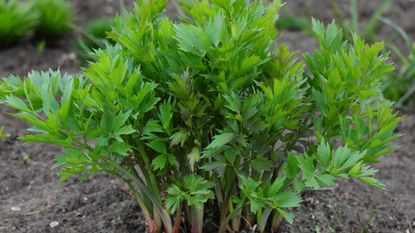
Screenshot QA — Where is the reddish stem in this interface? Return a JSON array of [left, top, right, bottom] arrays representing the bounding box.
[[271, 215, 284, 233], [147, 218, 160, 233], [172, 207, 182, 233]]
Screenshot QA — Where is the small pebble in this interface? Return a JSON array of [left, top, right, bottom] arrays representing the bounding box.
[[10, 206, 21, 211], [68, 52, 76, 60], [49, 221, 59, 228]]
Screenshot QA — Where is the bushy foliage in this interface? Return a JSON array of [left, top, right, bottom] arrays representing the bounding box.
[[0, 0, 38, 46], [32, 0, 73, 38], [0, 0, 400, 232]]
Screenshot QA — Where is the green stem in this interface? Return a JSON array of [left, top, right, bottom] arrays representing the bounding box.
[[271, 214, 284, 233], [218, 169, 236, 231], [350, 0, 359, 33], [258, 208, 273, 233], [122, 177, 159, 232], [190, 205, 204, 233], [104, 159, 173, 233], [137, 143, 162, 203]]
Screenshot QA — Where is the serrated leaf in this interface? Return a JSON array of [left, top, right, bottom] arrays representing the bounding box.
[[205, 132, 234, 149], [187, 147, 200, 171]]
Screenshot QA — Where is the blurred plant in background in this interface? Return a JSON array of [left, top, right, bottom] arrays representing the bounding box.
[[32, 0, 74, 38], [0, 0, 39, 46], [381, 18, 415, 107], [331, 0, 392, 42], [0, 0, 73, 47], [276, 13, 309, 32], [76, 18, 115, 62]]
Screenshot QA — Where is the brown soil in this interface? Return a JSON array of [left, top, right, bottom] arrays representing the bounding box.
[[0, 1, 414, 233]]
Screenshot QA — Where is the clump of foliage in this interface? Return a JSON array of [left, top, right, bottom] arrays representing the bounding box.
[[0, 0, 39, 46], [0, 1, 400, 232], [384, 43, 415, 106], [32, 0, 74, 38], [331, 0, 392, 42], [276, 14, 309, 32], [76, 18, 115, 61], [381, 18, 415, 106]]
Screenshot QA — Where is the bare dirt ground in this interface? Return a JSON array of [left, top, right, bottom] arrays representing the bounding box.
[[0, 0, 414, 232]]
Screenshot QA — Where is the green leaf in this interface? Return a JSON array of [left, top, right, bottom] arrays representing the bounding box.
[[316, 139, 331, 169], [106, 141, 131, 156], [20, 134, 72, 147], [275, 191, 302, 208], [187, 147, 200, 171], [146, 141, 167, 154], [5, 96, 31, 112], [169, 131, 188, 147], [252, 157, 273, 172], [152, 154, 168, 170], [205, 132, 234, 149]]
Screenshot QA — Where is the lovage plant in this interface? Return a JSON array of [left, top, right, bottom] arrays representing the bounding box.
[[0, 0, 400, 232], [32, 0, 74, 38], [0, 0, 39, 46]]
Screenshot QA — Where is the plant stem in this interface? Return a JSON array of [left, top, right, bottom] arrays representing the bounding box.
[[271, 214, 284, 233], [172, 205, 182, 233], [104, 159, 173, 233], [258, 208, 272, 233], [190, 205, 204, 233], [123, 177, 160, 233]]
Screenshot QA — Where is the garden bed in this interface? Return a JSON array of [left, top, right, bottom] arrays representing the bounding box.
[[0, 0, 414, 232]]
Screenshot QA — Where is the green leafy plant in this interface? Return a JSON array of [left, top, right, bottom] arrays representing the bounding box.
[[0, 0, 39, 46], [76, 18, 115, 62], [380, 18, 415, 106], [0, 1, 400, 232], [32, 0, 74, 38], [331, 0, 392, 42], [276, 13, 309, 32]]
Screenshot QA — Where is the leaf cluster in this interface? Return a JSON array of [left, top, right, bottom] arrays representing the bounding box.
[[0, 1, 400, 232], [0, 0, 39, 46], [0, 0, 73, 46], [32, 0, 74, 38]]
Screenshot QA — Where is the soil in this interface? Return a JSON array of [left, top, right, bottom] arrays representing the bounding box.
[[0, 0, 414, 233]]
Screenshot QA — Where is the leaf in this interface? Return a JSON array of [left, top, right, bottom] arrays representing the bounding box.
[[275, 191, 302, 208], [205, 132, 234, 149], [205, 13, 223, 47], [146, 141, 167, 154], [359, 177, 385, 189], [252, 157, 273, 172], [5, 96, 31, 112], [267, 175, 286, 195], [115, 125, 136, 136], [166, 185, 183, 214], [175, 24, 211, 56], [200, 161, 226, 172], [169, 131, 188, 147], [152, 154, 168, 170], [316, 139, 331, 169], [158, 100, 173, 133], [107, 141, 131, 156], [187, 147, 200, 171], [285, 153, 300, 178], [277, 208, 295, 224], [19, 134, 72, 147]]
